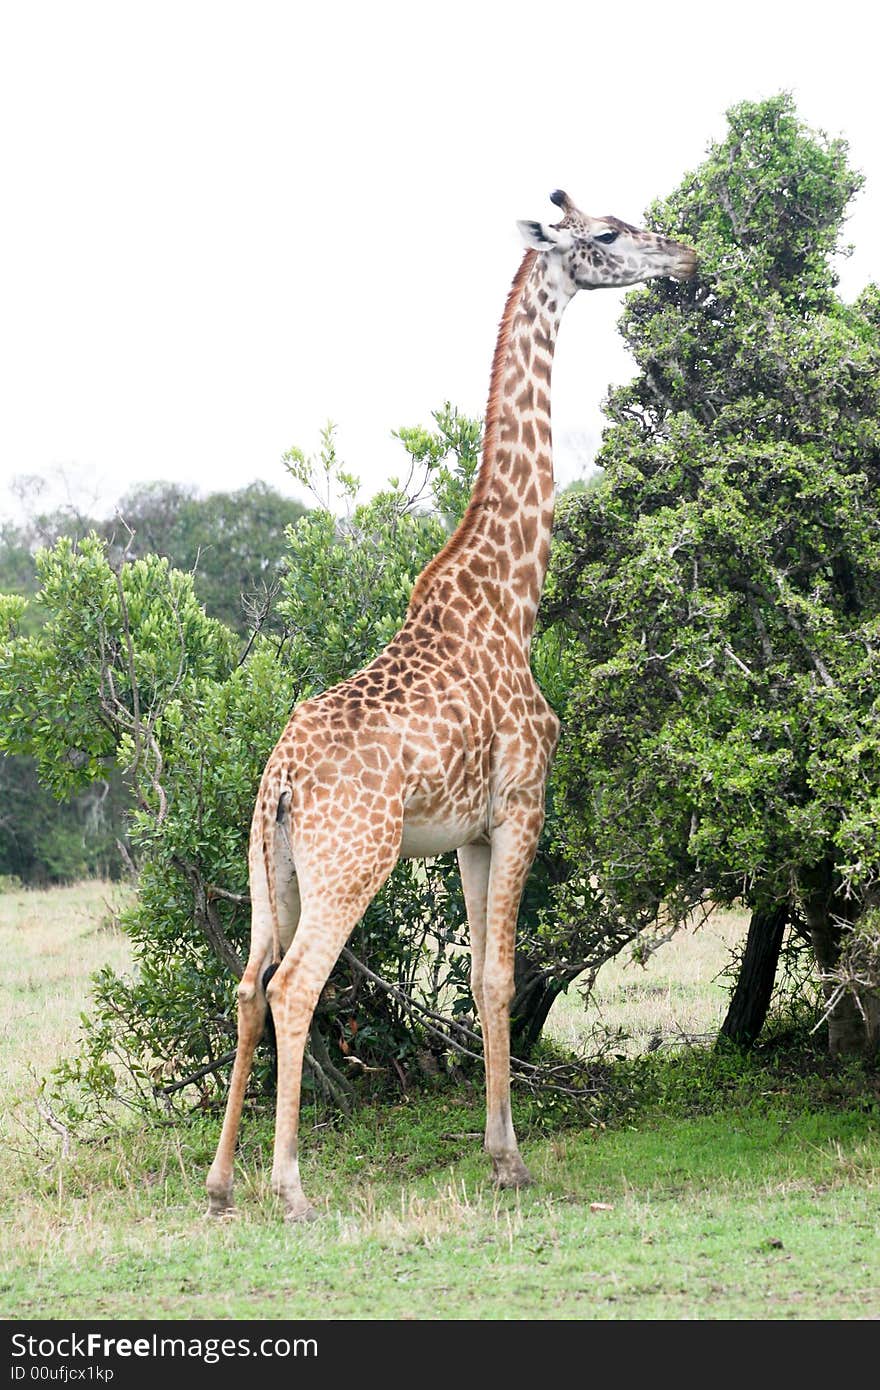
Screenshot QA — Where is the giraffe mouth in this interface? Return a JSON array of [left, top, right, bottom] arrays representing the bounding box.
[[671, 249, 698, 280]]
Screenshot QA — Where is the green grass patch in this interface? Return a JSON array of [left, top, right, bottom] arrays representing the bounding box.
[[2, 882, 879, 1319], [3, 1090, 879, 1320]]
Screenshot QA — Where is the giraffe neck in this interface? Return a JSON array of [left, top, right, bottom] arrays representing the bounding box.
[[409, 250, 574, 651]]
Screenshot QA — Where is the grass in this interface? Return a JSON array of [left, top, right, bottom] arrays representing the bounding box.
[[1, 881, 879, 1320], [545, 906, 751, 1055]]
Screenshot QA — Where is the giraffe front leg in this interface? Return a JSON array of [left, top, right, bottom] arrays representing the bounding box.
[[481, 801, 545, 1189], [458, 841, 491, 1092]]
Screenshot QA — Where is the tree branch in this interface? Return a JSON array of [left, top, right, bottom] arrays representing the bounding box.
[[175, 858, 245, 978]]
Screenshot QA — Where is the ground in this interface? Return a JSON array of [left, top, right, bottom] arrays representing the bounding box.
[[1, 882, 878, 1319]]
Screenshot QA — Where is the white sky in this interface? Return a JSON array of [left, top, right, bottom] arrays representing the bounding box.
[[1, 0, 878, 523]]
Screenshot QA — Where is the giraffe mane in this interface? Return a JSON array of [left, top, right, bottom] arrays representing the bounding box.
[[407, 249, 538, 614]]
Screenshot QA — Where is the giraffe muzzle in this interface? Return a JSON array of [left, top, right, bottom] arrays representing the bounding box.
[[671, 247, 699, 280]]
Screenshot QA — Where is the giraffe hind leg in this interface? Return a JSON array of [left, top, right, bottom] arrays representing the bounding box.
[[206, 827, 300, 1215], [266, 900, 381, 1220], [267, 830, 401, 1220], [205, 954, 271, 1215]]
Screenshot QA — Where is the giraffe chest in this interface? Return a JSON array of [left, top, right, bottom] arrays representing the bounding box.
[[399, 805, 489, 858], [399, 745, 489, 858], [394, 664, 558, 858]]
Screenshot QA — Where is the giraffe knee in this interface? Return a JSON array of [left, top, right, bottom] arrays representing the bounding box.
[[237, 970, 270, 1037], [238, 967, 272, 1007], [483, 968, 514, 1012]]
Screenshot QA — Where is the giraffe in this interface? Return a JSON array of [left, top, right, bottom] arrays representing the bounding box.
[[206, 190, 696, 1220]]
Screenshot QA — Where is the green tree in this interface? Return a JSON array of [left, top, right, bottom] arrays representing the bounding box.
[[1, 478, 308, 638], [546, 94, 880, 1057], [0, 479, 309, 887], [0, 524, 132, 885], [102, 480, 308, 635], [0, 522, 39, 609], [0, 754, 125, 884]]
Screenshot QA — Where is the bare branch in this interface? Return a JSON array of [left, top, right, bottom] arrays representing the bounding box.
[[157, 1049, 237, 1097], [206, 884, 250, 905], [747, 592, 775, 663], [110, 565, 169, 822], [723, 644, 754, 678], [37, 1098, 72, 1158], [175, 859, 245, 978]]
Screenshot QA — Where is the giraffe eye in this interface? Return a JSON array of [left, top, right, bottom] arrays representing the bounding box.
[[595, 231, 618, 245]]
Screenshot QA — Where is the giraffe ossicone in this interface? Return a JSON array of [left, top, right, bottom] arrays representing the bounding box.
[[206, 193, 695, 1220]]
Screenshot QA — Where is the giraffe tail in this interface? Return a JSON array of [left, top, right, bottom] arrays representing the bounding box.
[[261, 779, 293, 969]]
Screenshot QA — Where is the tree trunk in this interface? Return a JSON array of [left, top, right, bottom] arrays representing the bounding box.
[[807, 911, 880, 1059], [800, 862, 880, 1059], [860, 993, 880, 1057], [510, 953, 578, 1059], [718, 903, 787, 1048]]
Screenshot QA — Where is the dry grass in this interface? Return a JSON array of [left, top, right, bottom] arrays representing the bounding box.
[[0, 881, 132, 1173], [545, 907, 750, 1055]]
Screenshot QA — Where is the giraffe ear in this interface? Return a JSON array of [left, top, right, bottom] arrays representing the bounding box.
[[517, 220, 574, 252]]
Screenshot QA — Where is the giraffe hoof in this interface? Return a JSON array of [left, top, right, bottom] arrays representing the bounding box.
[[491, 1156, 534, 1189], [284, 1200, 319, 1224], [205, 1195, 237, 1219]]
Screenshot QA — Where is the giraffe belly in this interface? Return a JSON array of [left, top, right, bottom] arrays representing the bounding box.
[[399, 810, 486, 858]]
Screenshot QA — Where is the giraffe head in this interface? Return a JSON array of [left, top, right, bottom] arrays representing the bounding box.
[[518, 189, 696, 289]]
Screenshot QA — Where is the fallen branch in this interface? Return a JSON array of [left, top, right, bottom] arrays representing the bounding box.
[[340, 945, 599, 1097], [157, 1049, 237, 1097], [37, 1098, 72, 1159]]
